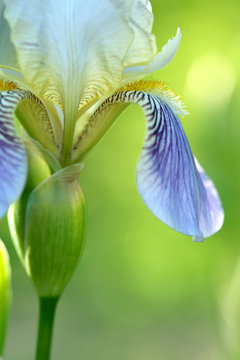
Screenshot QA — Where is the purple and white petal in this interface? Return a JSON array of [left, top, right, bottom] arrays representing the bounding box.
[[80, 86, 224, 240], [135, 95, 224, 241], [0, 91, 27, 217], [193, 159, 224, 240]]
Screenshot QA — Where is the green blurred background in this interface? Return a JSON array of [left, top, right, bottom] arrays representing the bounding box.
[[1, 0, 240, 359]]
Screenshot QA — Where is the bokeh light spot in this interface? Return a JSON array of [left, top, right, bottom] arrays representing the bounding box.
[[185, 53, 236, 109]]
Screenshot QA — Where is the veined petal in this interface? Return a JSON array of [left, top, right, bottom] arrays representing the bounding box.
[[134, 95, 223, 241], [3, 0, 136, 113], [74, 81, 224, 240], [123, 0, 157, 68], [0, 1, 18, 68], [0, 91, 27, 217], [123, 28, 181, 80]]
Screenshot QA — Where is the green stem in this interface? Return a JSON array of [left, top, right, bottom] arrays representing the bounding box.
[[60, 101, 78, 167], [35, 297, 59, 360]]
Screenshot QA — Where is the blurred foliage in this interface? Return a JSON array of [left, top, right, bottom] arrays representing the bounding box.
[[0, 0, 240, 359], [0, 240, 11, 355]]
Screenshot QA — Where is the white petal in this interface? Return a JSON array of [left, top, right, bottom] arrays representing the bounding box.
[[123, 0, 157, 68], [124, 28, 181, 80], [0, 1, 18, 68], [3, 0, 136, 113]]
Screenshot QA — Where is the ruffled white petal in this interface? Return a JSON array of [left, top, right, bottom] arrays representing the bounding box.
[[0, 1, 18, 68], [3, 0, 136, 113], [123, 0, 157, 68], [124, 28, 181, 80]]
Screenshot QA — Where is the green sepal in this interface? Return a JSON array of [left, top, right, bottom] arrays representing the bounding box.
[[0, 240, 11, 355], [24, 164, 86, 297]]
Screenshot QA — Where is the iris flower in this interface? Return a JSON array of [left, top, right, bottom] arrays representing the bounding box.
[[0, 0, 223, 242]]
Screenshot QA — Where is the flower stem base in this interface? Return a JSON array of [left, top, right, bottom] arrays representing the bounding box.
[[36, 297, 59, 360]]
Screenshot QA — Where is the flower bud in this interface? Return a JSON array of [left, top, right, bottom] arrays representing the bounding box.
[[0, 240, 11, 355], [24, 164, 86, 297]]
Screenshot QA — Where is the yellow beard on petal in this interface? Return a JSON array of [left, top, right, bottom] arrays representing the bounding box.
[[118, 79, 180, 98], [0, 79, 19, 91], [117, 80, 188, 116]]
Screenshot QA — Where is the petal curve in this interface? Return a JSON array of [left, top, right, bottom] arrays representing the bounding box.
[[74, 82, 224, 240]]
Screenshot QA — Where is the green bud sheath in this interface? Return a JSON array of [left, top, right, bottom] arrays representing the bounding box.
[[0, 240, 11, 355], [24, 164, 86, 297]]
